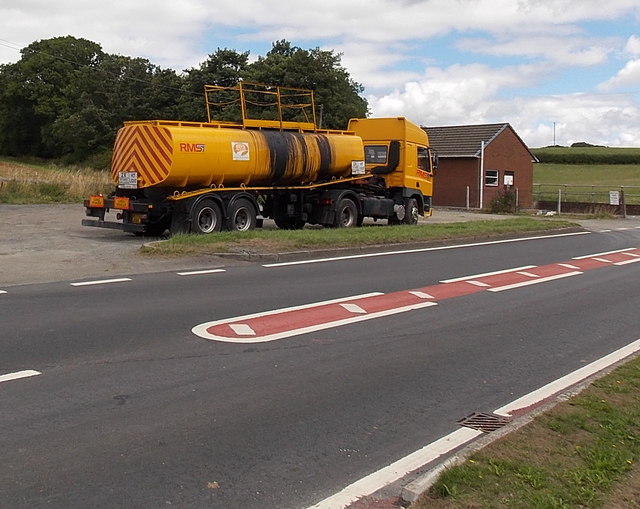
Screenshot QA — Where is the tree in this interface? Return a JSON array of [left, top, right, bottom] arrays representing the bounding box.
[[0, 36, 184, 163], [0, 37, 369, 164], [181, 48, 250, 121], [243, 40, 368, 129], [0, 36, 104, 158]]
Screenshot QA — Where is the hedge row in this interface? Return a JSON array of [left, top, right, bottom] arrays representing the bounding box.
[[532, 148, 640, 165]]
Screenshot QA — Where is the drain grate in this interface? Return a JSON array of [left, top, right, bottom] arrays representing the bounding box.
[[458, 412, 512, 433]]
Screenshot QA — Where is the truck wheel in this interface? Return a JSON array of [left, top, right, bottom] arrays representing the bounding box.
[[403, 198, 419, 225], [191, 199, 223, 234], [334, 198, 358, 228], [227, 198, 257, 232]]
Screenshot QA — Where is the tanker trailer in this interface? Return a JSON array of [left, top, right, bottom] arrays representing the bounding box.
[[83, 83, 436, 235]]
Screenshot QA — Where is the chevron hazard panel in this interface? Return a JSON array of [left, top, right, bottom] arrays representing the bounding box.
[[111, 124, 173, 188]]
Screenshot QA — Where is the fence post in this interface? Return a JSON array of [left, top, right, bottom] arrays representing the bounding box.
[[557, 188, 562, 215], [621, 187, 627, 218], [466, 186, 470, 210]]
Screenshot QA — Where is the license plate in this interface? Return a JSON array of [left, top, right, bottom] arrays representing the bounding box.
[[118, 171, 138, 189]]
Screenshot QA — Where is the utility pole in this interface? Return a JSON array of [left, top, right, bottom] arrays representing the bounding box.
[[553, 122, 556, 146]]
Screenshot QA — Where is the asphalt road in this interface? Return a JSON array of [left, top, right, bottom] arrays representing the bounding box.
[[1, 219, 640, 508]]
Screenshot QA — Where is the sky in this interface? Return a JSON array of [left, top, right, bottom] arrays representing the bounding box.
[[1, 0, 640, 148]]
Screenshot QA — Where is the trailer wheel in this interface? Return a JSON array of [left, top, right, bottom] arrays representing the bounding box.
[[333, 198, 358, 228], [403, 198, 419, 225], [227, 198, 257, 232], [191, 199, 223, 234]]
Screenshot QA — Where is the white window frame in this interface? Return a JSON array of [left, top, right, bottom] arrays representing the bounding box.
[[485, 169, 499, 187]]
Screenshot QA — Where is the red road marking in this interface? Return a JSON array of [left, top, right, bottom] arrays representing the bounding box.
[[193, 248, 640, 343]]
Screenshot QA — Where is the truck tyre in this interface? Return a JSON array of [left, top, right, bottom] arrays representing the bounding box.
[[227, 198, 257, 232], [333, 198, 358, 228], [191, 199, 223, 234], [403, 198, 419, 225]]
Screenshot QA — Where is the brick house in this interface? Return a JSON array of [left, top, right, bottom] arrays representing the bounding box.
[[424, 123, 537, 209]]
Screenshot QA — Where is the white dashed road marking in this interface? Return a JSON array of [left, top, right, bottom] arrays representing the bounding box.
[[70, 278, 132, 287], [0, 370, 41, 384]]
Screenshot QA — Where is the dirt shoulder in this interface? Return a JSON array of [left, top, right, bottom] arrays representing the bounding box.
[[1, 203, 637, 287], [0, 204, 224, 286]]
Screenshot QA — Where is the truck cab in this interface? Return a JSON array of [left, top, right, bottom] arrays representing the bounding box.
[[348, 117, 437, 219]]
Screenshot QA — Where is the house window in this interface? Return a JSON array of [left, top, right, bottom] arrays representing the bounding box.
[[485, 169, 499, 187], [365, 145, 387, 164], [504, 171, 515, 186]]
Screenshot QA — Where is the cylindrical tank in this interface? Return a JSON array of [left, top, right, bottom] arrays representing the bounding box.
[[110, 121, 364, 189]]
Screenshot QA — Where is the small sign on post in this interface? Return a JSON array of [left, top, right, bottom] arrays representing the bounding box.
[[609, 191, 620, 206]]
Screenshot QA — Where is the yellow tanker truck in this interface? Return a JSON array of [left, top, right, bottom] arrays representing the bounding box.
[[83, 83, 437, 235]]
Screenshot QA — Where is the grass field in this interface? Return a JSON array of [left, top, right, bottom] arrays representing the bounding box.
[[534, 163, 640, 187], [0, 158, 112, 204], [533, 163, 640, 205]]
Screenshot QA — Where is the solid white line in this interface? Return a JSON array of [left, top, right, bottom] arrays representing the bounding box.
[[495, 337, 640, 417], [308, 427, 483, 509], [263, 232, 590, 267], [573, 247, 635, 259], [177, 269, 226, 276], [488, 271, 582, 292], [0, 370, 42, 384], [441, 265, 536, 283], [70, 278, 132, 287], [310, 336, 640, 508]]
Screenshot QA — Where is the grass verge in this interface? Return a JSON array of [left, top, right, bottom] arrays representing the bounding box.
[[413, 355, 640, 509], [141, 217, 578, 256], [0, 159, 112, 203]]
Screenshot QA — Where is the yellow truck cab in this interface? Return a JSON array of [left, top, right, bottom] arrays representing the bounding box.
[[349, 117, 436, 220]]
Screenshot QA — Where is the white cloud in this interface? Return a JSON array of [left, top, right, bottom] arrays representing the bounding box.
[[457, 35, 612, 67], [369, 62, 640, 147], [624, 35, 640, 55], [599, 59, 640, 90], [369, 63, 545, 125]]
